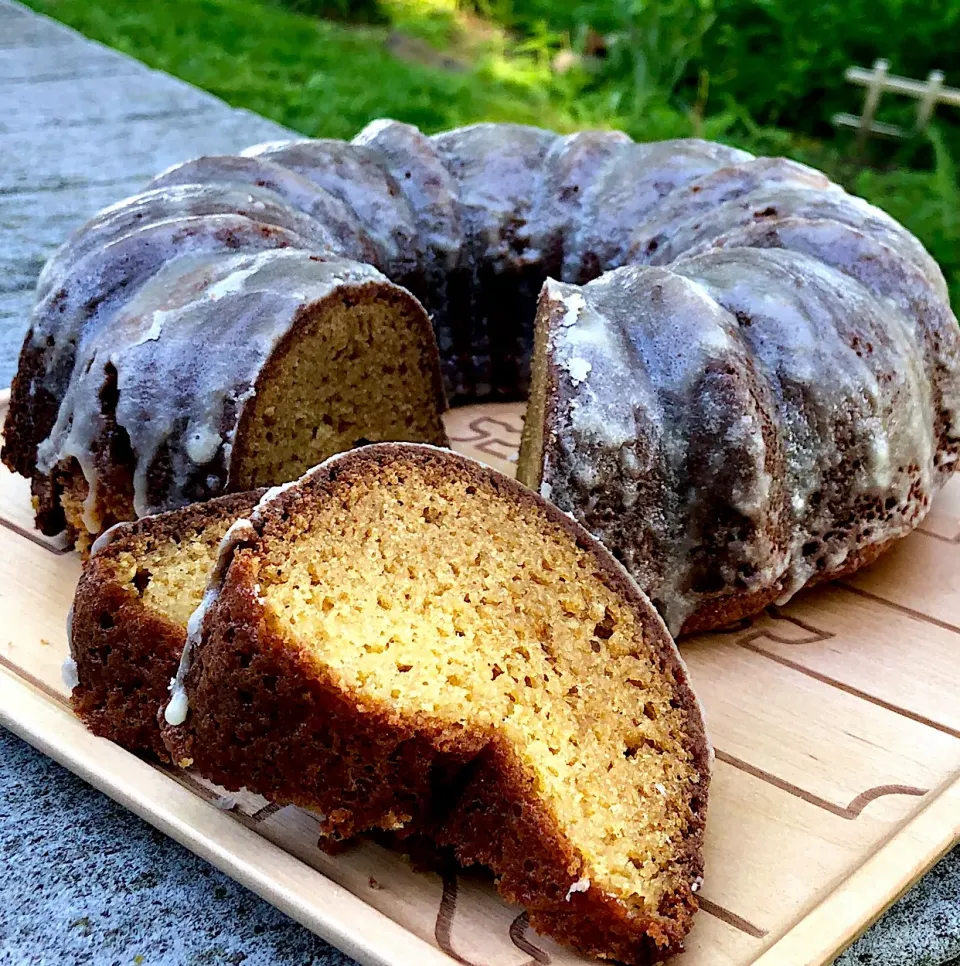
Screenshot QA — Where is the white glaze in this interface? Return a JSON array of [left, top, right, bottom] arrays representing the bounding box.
[[61, 656, 79, 692], [564, 357, 591, 385], [89, 520, 132, 557], [565, 877, 590, 901], [164, 517, 258, 727], [65, 603, 74, 655]]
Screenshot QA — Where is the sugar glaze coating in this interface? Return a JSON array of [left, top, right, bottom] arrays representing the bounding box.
[[36, 251, 416, 528], [534, 238, 958, 632], [5, 120, 958, 632]]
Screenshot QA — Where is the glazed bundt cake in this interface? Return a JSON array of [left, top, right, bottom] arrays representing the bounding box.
[[517, 235, 959, 634], [7, 119, 959, 629], [11, 248, 446, 551], [67, 490, 263, 758], [159, 444, 709, 964]]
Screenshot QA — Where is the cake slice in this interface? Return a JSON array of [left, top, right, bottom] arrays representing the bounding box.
[[160, 444, 710, 963], [68, 490, 264, 759], [18, 249, 449, 553]]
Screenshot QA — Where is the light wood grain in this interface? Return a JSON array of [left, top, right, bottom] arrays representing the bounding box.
[[0, 398, 957, 966], [755, 774, 960, 966]]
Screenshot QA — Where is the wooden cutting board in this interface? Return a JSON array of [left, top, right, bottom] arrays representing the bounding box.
[[1, 395, 958, 966]]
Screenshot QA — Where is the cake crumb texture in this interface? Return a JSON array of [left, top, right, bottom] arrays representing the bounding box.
[[70, 491, 264, 758], [161, 445, 709, 963]]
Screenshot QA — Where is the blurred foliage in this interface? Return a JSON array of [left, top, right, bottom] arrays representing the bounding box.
[[21, 0, 960, 306], [477, 0, 960, 135], [268, 0, 385, 22], [593, 0, 715, 114], [701, 0, 960, 133], [23, 0, 582, 137]]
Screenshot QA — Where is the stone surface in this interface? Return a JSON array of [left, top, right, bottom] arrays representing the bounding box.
[[0, 1, 957, 964], [0, 39, 140, 81], [836, 847, 960, 966], [0, 179, 148, 293], [0, 728, 352, 966], [0, 291, 35, 381], [1, 72, 226, 134]]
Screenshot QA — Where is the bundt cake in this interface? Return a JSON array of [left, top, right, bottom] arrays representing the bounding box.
[[517, 204, 960, 633], [7, 119, 959, 629], [11, 248, 447, 551], [158, 443, 709, 964], [67, 489, 263, 759]]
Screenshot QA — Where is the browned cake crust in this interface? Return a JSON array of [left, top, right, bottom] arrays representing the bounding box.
[[677, 536, 898, 635], [436, 732, 705, 961], [160, 444, 710, 963], [70, 490, 263, 758]]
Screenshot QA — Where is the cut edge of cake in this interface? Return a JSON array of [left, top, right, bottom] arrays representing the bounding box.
[[68, 489, 265, 759], [158, 443, 712, 964]]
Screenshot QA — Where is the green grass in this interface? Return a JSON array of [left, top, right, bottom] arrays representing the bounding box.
[[18, 0, 816, 148], [464, 0, 960, 137], [23, 0, 582, 138], [21, 0, 960, 304]]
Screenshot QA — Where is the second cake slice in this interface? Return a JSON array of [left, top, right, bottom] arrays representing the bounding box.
[[68, 490, 264, 759]]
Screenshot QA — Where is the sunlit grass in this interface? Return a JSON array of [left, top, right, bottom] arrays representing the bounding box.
[[23, 0, 573, 137]]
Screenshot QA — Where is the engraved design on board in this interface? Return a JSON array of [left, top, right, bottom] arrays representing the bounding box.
[[509, 913, 551, 964], [916, 525, 960, 543], [0, 653, 68, 704], [447, 415, 523, 464], [696, 898, 768, 939], [433, 864, 544, 966], [916, 507, 960, 543], [733, 605, 835, 646], [729, 603, 960, 740], [839, 581, 960, 636], [699, 606, 944, 815], [715, 750, 928, 820], [250, 801, 283, 822], [0, 513, 72, 555]]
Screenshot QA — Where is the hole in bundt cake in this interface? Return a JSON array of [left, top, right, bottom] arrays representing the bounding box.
[[231, 287, 446, 492], [98, 363, 119, 409]]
